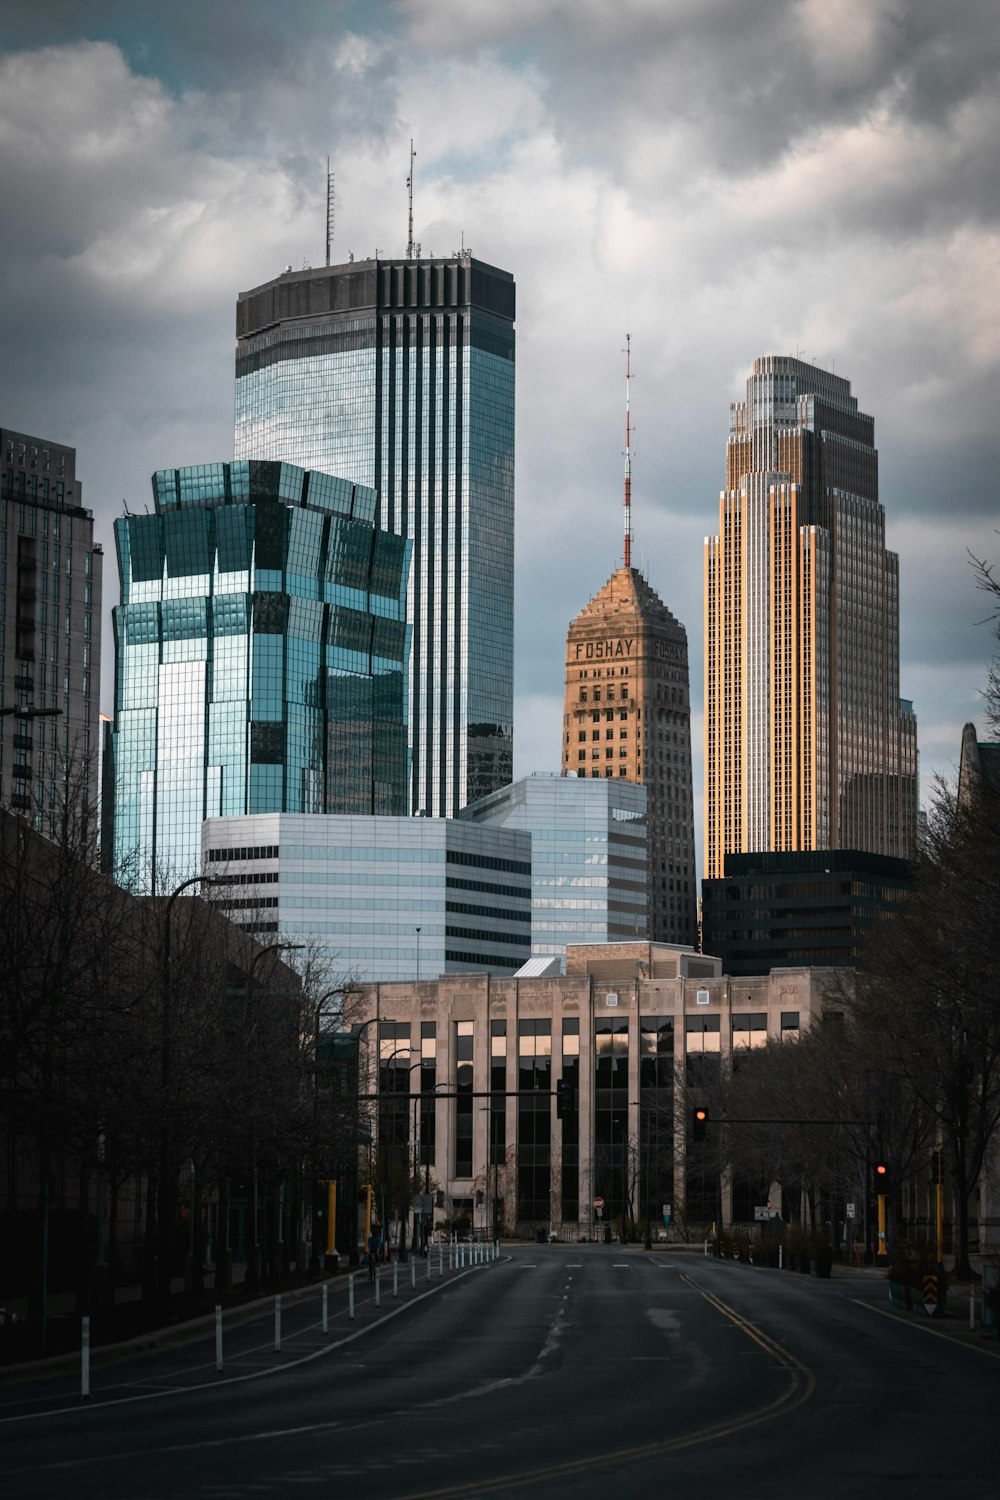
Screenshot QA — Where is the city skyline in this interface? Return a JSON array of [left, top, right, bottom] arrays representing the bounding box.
[[0, 4, 996, 878]]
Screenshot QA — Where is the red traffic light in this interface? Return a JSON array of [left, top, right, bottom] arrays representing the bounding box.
[[692, 1106, 709, 1142], [873, 1162, 891, 1191]]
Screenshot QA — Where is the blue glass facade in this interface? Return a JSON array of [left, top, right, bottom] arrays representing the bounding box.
[[201, 813, 532, 981], [234, 257, 515, 817], [460, 774, 649, 968], [110, 460, 410, 889]]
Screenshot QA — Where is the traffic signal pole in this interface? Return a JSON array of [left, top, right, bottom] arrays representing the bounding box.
[[877, 1194, 888, 1258]]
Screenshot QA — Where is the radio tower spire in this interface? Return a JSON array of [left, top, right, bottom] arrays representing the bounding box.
[[623, 332, 633, 569], [325, 157, 335, 267], [406, 139, 416, 259]]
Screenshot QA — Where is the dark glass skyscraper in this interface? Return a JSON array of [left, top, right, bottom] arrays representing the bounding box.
[[234, 254, 515, 817], [1, 428, 102, 839], [110, 460, 409, 889]]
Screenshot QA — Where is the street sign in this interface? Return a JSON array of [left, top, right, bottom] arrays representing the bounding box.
[[846, 1202, 856, 1219], [662, 1204, 671, 1219], [593, 1196, 605, 1210], [754, 1206, 769, 1221]]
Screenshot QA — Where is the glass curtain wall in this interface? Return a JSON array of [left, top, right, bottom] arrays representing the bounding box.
[[489, 1020, 507, 1237], [639, 1018, 674, 1235], [454, 1021, 474, 1179], [516, 1020, 551, 1225], [685, 1014, 721, 1223], [560, 1018, 580, 1225], [111, 460, 410, 888], [378, 1021, 411, 1238], [594, 1017, 629, 1228]]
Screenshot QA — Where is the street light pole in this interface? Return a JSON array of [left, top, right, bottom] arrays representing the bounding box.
[[157, 875, 222, 1308], [309, 986, 345, 1275], [241, 941, 304, 1297]]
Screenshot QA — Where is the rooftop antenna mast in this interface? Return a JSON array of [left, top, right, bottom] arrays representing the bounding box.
[[623, 332, 633, 569], [325, 157, 335, 267], [406, 139, 416, 259]]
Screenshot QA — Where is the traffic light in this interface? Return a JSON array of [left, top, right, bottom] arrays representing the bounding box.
[[873, 1161, 891, 1193], [556, 1079, 571, 1120], [692, 1106, 708, 1143]]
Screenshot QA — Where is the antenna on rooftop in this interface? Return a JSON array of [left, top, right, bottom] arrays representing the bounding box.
[[407, 139, 416, 259], [325, 157, 335, 267], [623, 333, 633, 569]]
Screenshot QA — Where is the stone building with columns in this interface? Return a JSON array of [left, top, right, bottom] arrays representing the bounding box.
[[350, 942, 835, 1240]]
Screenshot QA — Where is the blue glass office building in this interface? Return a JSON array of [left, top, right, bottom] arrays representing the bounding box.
[[234, 255, 515, 817], [460, 774, 649, 968], [110, 460, 410, 888]]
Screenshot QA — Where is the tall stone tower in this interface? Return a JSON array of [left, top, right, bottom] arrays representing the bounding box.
[[561, 568, 697, 947]]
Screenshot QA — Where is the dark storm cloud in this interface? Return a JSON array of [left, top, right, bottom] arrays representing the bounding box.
[[0, 1, 995, 807]]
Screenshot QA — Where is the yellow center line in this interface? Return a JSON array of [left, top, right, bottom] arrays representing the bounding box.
[[397, 1272, 815, 1499]]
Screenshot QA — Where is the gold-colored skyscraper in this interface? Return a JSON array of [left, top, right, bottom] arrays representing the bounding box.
[[561, 338, 697, 946], [704, 355, 918, 880]]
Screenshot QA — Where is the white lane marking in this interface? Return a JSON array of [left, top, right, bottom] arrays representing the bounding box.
[[0, 1271, 478, 1426]]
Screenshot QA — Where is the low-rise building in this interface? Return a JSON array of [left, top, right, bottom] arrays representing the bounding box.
[[349, 943, 834, 1240]]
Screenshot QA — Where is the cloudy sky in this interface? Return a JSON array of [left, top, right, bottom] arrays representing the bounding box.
[[2, 0, 997, 862]]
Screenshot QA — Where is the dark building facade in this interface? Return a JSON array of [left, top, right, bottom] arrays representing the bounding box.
[[701, 848, 913, 974], [234, 255, 515, 818], [1, 428, 102, 836]]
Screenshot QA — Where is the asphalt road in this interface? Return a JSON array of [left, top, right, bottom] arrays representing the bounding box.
[[2, 1244, 999, 1500]]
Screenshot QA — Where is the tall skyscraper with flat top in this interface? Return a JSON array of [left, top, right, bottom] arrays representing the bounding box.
[[234, 254, 515, 817], [704, 355, 917, 880]]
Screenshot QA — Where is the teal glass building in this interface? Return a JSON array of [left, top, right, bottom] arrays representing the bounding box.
[[234, 255, 515, 818], [110, 460, 410, 889]]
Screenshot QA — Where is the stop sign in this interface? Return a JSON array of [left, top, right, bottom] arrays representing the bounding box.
[[593, 1196, 605, 1210]]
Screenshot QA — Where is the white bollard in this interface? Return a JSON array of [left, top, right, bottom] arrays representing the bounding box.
[[375, 1268, 381, 1307], [80, 1315, 91, 1401], [393, 1263, 399, 1298], [215, 1304, 223, 1371], [439, 1241, 444, 1276], [426, 1248, 431, 1280], [322, 1283, 329, 1336], [348, 1273, 355, 1320], [411, 1259, 416, 1289], [274, 1294, 282, 1352], [779, 1244, 783, 1271]]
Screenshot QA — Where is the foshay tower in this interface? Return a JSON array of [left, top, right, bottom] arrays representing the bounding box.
[[561, 340, 697, 947], [704, 355, 918, 879]]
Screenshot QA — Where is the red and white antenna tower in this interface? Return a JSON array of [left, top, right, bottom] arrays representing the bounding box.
[[623, 332, 633, 569]]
